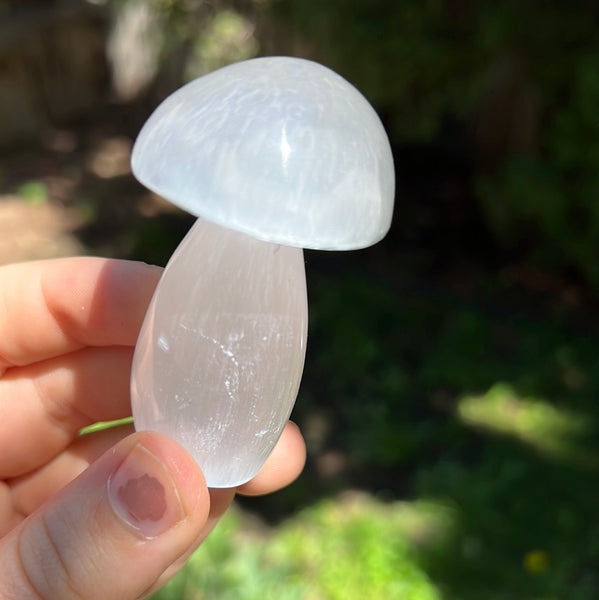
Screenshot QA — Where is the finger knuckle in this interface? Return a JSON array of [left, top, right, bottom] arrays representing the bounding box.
[[15, 513, 85, 600]]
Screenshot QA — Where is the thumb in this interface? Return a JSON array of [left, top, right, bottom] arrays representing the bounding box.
[[0, 432, 210, 600]]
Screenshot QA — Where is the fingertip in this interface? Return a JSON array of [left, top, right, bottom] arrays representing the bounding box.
[[0, 431, 212, 600], [133, 431, 210, 522], [41, 257, 163, 349], [238, 421, 306, 496]]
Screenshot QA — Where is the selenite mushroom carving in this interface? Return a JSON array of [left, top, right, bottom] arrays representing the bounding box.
[[130, 56, 395, 487]]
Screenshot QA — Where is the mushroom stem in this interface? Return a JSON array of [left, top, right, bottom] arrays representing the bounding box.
[[131, 218, 308, 487]]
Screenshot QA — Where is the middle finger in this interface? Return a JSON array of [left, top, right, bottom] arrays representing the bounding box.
[[0, 345, 133, 477]]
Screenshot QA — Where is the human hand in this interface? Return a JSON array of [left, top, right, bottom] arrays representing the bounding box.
[[0, 257, 306, 599]]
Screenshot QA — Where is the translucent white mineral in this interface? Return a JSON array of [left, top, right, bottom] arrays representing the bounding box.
[[130, 56, 395, 487], [131, 57, 395, 250], [131, 219, 307, 487]]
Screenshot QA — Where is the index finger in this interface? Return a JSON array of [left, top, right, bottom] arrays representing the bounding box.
[[0, 257, 162, 372]]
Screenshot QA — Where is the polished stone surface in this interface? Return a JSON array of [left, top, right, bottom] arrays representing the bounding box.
[[131, 56, 395, 250], [131, 219, 308, 487]]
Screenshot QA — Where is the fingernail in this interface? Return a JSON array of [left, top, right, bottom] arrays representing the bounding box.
[[108, 443, 186, 538]]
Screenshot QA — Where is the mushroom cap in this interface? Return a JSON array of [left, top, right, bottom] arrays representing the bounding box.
[[131, 56, 395, 250]]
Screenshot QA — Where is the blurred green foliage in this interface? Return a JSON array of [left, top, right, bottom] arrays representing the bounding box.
[[17, 180, 48, 205], [477, 47, 599, 284], [293, 269, 599, 599], [153, 496, 447, 600]]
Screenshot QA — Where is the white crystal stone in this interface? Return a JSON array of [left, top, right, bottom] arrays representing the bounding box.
[[131, 218, 308, 487], [131, 56, 395, 250]]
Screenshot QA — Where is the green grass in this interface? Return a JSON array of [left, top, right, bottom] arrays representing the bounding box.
[[457, 383, 597, 466], [152, 496, 448, 600], [79, 417, 133, 435]]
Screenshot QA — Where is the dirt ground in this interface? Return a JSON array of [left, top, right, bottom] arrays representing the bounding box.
[[0, 196, 84, 264], [0, 113, 182, 267]]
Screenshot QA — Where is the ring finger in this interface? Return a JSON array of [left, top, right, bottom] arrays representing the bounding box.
[[0, 345, 134, 477]]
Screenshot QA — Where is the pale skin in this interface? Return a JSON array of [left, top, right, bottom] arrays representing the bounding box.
[[0, 257, 306, 599]]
